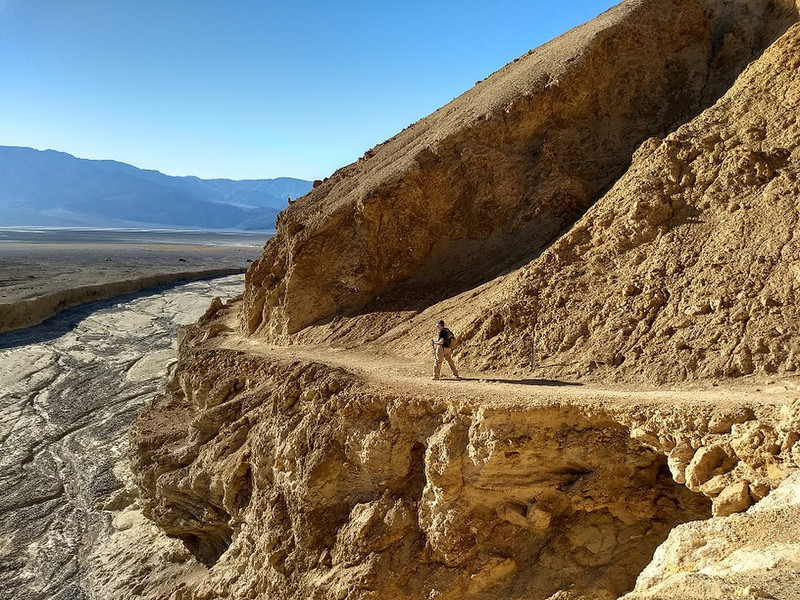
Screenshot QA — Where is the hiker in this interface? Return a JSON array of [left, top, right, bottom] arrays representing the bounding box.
[[432, 320, 461, 380]]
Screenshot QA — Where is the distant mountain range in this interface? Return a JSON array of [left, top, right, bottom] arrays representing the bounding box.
[[0, 146, 312, 230]]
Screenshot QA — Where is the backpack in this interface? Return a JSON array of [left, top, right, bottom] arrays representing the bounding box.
[[442, 328, 456, 348]]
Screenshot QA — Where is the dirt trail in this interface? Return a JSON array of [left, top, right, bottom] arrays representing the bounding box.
[[212, 323, 799, 413]]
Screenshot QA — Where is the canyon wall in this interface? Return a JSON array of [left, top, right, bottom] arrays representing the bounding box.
[[242, 0, 799, 356], [130, 315, 800, 599]]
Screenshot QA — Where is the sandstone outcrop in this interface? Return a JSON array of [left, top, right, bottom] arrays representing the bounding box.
[[623, 470, 800, 599], [130, 318, 800, 599], [129, 0, 800, 598]]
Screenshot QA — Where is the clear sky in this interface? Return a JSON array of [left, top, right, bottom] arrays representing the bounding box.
[[0, 1, 619, 180]]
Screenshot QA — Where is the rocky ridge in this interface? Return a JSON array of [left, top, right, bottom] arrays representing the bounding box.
[[129, 0, 800, 598], [130, 310, 800, 599], [243, 0, 798, 357]]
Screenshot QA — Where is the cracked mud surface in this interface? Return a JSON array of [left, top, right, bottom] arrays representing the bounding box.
[[0, 275, 244, 600]]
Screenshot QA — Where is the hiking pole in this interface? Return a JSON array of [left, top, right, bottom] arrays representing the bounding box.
[[530, 337, 536, 372]]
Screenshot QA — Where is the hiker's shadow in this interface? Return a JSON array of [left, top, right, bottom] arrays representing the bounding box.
[[457, 377, 582, 387]]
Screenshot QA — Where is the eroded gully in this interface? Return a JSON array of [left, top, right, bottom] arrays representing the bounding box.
[[0, 275, 244, 600]]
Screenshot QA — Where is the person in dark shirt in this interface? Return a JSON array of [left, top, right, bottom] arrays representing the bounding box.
[[432, 319, 461, 380]]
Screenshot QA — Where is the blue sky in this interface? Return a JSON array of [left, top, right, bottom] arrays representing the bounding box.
[[0, 1, 619, 180]]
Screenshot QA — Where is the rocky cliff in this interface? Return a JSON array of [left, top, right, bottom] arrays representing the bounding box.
[[129, 310, 800, 599], [128, 0, 800, 598], [242, 0, 798, 354]]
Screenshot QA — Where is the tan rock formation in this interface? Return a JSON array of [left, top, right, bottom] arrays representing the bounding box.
[[130, 320, 800, 599], [128, 0, 800, 598], [623, 470, 800, 599], [243, 0, 798, 353]]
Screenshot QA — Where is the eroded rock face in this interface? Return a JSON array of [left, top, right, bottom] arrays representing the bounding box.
[[130, 335, 800, 599], [127, 1, 800, 598], [457, 17, 800, 383], [622, 470, 800, 599], [243, 0, 798, 346]]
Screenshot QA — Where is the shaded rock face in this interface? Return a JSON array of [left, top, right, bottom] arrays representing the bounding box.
[[130, 336, 800, 599], [461, 18, 800, 383], [243, 0, 799, 343]]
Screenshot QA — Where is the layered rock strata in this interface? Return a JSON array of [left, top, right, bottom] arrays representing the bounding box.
[[131, 318, 800, 599], [243, 0, 799, 349]]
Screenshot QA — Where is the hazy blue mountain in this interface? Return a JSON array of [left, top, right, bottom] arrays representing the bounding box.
[[0, 146, 313, 229]]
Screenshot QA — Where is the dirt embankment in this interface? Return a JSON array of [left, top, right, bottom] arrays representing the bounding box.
[[0, 268, 245, 333], [0, 242, 259, 333], [239, 0, 800, 389]]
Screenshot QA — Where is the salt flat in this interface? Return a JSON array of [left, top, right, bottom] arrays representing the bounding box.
[[0, 228, 268, 332]]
